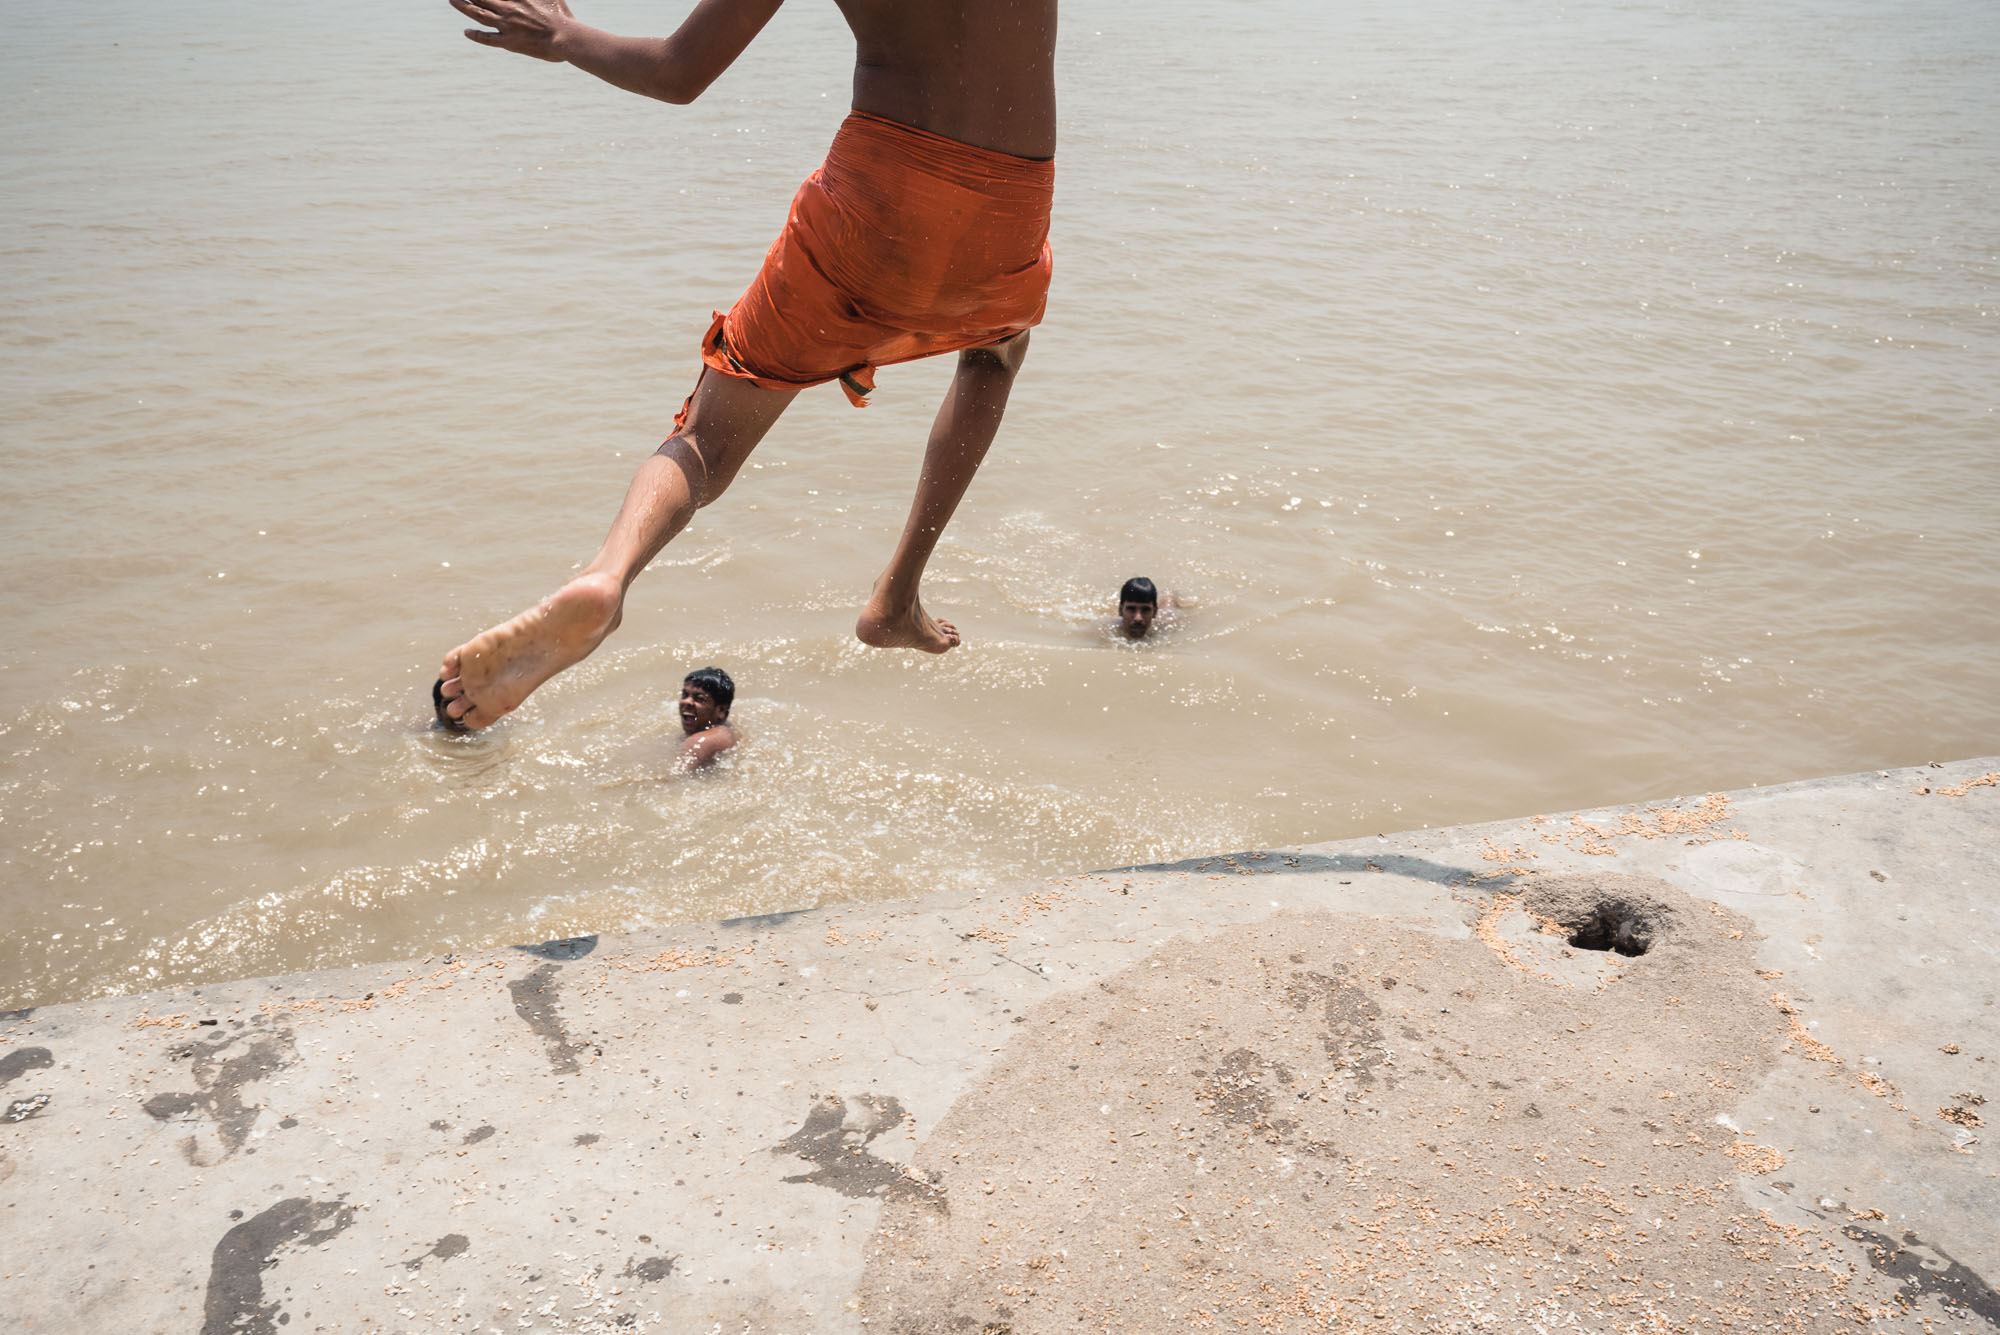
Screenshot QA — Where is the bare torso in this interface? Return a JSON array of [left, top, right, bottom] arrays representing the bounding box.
[[432, 0, 1060, 731], [832, 0, 1058, 159]]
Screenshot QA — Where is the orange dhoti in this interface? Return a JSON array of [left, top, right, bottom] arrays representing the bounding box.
[[696, 111, 1055, 408]]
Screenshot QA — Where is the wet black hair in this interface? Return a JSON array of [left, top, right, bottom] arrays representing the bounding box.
[[1119, 576, 1158, 607], [682, 666, 734, 716]]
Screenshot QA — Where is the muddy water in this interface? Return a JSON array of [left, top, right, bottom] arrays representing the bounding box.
[[3, 0, 1995, 1007]]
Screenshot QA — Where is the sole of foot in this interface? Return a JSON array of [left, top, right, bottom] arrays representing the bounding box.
[[434, 572, 624, 730], [855, 590, 960, 654]]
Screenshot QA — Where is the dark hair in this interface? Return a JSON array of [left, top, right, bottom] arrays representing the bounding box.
[[683, 666, 735, 715], [1119, 576, 1158, 607]]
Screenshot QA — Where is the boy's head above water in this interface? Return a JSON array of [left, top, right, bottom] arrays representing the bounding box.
[[1118, 576, 1159, 639], [680, 666, 734, 733]]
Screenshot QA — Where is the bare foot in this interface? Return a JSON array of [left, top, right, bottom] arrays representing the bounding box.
[[434, 572, 624, 730], [855, 583, 961, 654]]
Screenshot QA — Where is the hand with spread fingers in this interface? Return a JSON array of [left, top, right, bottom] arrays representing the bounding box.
[[451, 0, 576, 61], [428, 0, 1055, 732]]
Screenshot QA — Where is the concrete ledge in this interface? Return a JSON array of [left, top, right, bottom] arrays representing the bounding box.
[[3, 761, 1997, 1332]]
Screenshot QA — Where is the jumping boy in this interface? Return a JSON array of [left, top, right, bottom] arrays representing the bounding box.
[[433, 0, 1058, 730]]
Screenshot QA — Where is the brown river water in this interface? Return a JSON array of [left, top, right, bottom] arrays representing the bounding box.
[[3, 0, 1995, 1008]]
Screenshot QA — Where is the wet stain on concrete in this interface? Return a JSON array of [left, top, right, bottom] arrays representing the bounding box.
[[401, 1233, 469, 1272], [461, 1124, 495, 1146], [773, 1094, 946, 1212], [142, 1021, 294, 1165], [515, 935, 597, 961], [1842, 1225, 2000, 1328], [200, 1196, 355, 1335], [1286, 967, 1387, 1086], [574, 1132, 602, 1147], [5, 1093, 51, 1123], [508, 964, 585, 1075], [619, 1253, 678, 1283], [0, 1046, 54, 1088], [1197, 1047, 1285, 1130]]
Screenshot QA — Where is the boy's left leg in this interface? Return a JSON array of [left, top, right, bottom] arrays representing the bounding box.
[[437, 370, 797, 729], [856, 331, 1030, 653]]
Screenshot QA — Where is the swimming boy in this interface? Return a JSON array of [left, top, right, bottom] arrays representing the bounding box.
[[432, 0, 1058, 730], [675, 666, 736, 773], [1114, 576, 1177, 640]]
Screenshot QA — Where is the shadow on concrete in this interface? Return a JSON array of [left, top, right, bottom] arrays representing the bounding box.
[[1099, 849, 1513, 889], [720, 908, 817, 931], [513, 936, 597, 961]]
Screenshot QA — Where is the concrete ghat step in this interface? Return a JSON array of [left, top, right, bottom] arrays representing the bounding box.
[[2, 760, 1997, 1333]]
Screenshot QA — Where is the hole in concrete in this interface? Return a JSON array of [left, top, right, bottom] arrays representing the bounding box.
[[1566, 900, 1654, 956]]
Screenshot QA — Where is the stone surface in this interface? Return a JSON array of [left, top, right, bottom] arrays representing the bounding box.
[[2, 760, 1996, 1332]]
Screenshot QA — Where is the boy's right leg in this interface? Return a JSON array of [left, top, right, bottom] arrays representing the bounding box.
[[436, 370, 798, 730], [856, 331, 1030, 653]]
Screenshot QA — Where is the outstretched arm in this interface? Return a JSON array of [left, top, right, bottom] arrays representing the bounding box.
[[451, 0, 785, 104]]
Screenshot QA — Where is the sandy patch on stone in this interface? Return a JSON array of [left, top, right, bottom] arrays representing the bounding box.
[[856, 874, 1953, 1332]]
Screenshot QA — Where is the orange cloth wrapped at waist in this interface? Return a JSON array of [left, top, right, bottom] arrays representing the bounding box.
[[700, 111, 1055, 406]]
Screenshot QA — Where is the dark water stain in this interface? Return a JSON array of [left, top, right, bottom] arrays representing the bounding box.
[[514, 935, 597, 961], [461, 1124, 496, 1146], [574, 1132, 602, 1147], [773, 1094, 946, 1213], [142, 1022, 294, 1164], [1842, 1225, 2000, 1328], [0, 1047, 54, 1089], [509, 964, 585, 1075], [1200, 1047, 1282, 1130], [0, 1008, 34, 1024], [1286, 968, 1387, 1086], [201, 1197, 356, 1335], [722, 992, 744, 1005], [401, 1233, 470, 1272], [620, 1253, 678, 1283]]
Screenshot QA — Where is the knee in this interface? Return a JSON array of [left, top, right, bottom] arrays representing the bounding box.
[[657, 434, 731, 510], [962, 329, 1030, 378]]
